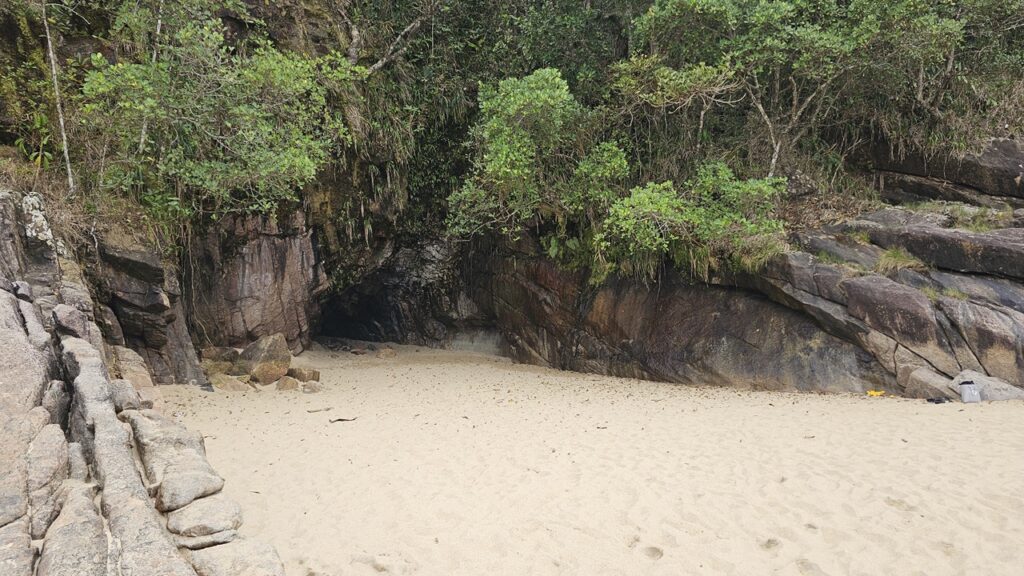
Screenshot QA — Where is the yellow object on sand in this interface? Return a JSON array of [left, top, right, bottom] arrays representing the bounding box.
[[867, 390, 886, 397]]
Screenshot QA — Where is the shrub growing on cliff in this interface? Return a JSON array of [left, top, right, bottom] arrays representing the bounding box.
[[78, 3, 354, 228], [597, 163, 784, 280], [447, 68, 629, 240], [448, 68, 784, 282]]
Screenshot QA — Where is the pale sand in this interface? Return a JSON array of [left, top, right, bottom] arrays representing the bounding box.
[[163, 345, 1024, 576]]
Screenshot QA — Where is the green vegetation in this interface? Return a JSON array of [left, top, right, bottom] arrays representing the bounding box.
[[1, 0, 1022, 283], [77, 2, 356, 228], [876, 247, 928, 274], [921, 285, 970, 302], [909, 201, 1015, 232]]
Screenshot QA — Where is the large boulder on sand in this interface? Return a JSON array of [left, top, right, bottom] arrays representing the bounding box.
[[233, 334, 290, 385]]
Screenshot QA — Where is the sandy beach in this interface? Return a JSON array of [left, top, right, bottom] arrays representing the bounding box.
[[163, 345, 1024, 576]]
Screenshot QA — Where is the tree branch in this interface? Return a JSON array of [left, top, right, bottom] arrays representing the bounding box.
[[340, 1, 443, 76]]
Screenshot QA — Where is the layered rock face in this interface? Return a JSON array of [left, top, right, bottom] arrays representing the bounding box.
[[0, 188, 284, 576], [876, 138, 1024, 208], [86, 241, 207, 386], [185, 209, 327, 354], [475, 253, 896, 392], [463, 204, 1024, 397]]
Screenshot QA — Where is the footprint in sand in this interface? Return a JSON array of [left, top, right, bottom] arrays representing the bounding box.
[[642, 546, 664, 560], [796, 559, 830, 576], [884, 497, 916, 512], [760, 538, 781, 550]]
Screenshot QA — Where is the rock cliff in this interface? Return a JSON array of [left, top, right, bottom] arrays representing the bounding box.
[[0, 187, 285, 575]]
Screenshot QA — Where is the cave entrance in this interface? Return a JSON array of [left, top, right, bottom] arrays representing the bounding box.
[[315, 260, 509, 358]]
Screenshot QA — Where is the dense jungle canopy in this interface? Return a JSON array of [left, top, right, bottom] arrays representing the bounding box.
[[2, 0, 1022, 282]]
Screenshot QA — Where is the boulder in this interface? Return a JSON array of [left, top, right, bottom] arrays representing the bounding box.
[[286, 367, 320, 382], [210, 373, 252, 392], [187, 539, 286, 576], [863, 223, 1024, 281], [36, 482, 106, 576], [121, 409, 224, 511], [12, 281, 32, 301], [52, 304, 97, 342], [95, 303, 125, 345], [275, 376, 301, 391], [0, 328, 49, 410], [71, 352, 197, 576], [28, 424, 69, 538], [19, 299, 52, 351], [951, 370, 1024, 401], [202, 359, 236, 377], [0, 405, 30, 529], [113, 346, 153, 389], [234, 334, 291, 385], [301, 381, 323, 394], [904, 367, 957, 400], [108, 379, 142, 412], [875, 138, 1024, 200], [166, 492, 243, 537], [136, 387, 164, 411]]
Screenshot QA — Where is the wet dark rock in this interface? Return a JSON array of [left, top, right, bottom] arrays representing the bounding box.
[[88, 236, 206, 386]]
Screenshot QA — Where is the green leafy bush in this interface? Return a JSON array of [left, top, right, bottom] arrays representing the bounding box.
[[597, 163, 784, 280], [78, 8, 353, 226]]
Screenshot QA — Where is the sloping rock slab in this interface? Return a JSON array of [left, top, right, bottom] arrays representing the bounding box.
[[66, 337, 196, 576]]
